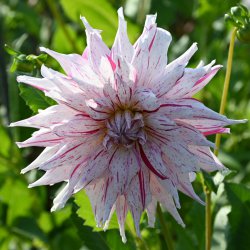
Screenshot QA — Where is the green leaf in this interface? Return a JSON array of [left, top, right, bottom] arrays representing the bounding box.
[[71, 204, 110, 250], [19, 84, 56, 113], [202, 171, 218, 193], [105, 229, 136, 250], [12, 216, 48, 243], [74, 190, 119, 231], [59, 0, 139, 46], [225, 183, 250, 250], [52, 23, 84, 53], [0, 125, 12, 158], [60, 0, 117, 46], [4, 44, 19, 56]]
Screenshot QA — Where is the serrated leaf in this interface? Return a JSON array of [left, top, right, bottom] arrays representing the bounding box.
[[19, 84, 56, 113]]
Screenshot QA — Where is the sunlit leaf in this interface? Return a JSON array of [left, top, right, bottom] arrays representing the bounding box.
[[18, 84, 56, 113]]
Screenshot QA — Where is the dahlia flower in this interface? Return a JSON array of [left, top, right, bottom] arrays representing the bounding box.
[[11, 8, 245, 242]]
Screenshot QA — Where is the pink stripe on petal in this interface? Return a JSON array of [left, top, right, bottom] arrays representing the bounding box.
[[139, 144, 168, 180], [203, 128, 230, 136], [138, 169, 146, 208], [107, 55, 116, 71]]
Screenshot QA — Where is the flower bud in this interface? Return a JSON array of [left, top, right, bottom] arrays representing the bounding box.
[[237, 25, 250, 43]]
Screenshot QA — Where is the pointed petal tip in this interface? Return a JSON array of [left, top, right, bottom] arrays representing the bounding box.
[[16, 142, 23, 148], [20, 168, 28, 174], [80, 16, 91, 30], [16, 75, 25, 83], [220, 167, 231, 176], [20, 170, 24, 174], [176, 202, 181, 209], [28, 183, 35, 188], [103, 221, 109, 231], [117, 7, 124, 17], [121, 235, 127, 244], [51, 202, 64, 212], [214, 64, 223, 70], [8, 122, 15, 127], [180, 222, 186, 228], [200, 200, 206, 206], [231, 118, 248, 124], [241, 119, 248, 123], [39, 47, 47, 52]]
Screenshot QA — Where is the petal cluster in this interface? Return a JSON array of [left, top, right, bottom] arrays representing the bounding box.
[[11, 8, 246, 242]]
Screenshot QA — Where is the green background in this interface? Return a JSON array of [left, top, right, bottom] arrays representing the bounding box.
[[0, 0, 250, 249]]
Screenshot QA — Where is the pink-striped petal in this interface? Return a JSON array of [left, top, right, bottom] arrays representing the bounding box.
[[152, 43, 198, 97], [10, 105, 79, 129], [133, 88, 159, 111], [126, 169, 151, 236], [184, 65, 222, 97], [52, 115, 102, 137], [139, 141, 169, 179], [115, 195, 128, 243], [150, 174, 185, 226], [16, 128, 62, 148], [112, 7, 134, 63]]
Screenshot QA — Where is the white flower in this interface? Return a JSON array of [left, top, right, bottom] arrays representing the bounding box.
[[11, 8, 246, 242]]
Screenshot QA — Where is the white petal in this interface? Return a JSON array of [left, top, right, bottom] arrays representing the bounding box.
[[52, 115, 102, 137], [38, 139, 90, 171], [152, 43, 198, 97], [51, 160, 83, 211], [16, 128, 62, 148], [184, 65, 221, 97], [21, 146, 60, 173], [150, 174, 185, 227], [146, 197, 157, 227], [81, 16, 114, 84], [116, 195, 128, 243], [126, 170, 151, 236], [139, 141, 170, 179], [40, 47, 85, 76], [112, 7, 134, 63], [28, 164, 72, 187], [133, 88, 159, 111], [109, 147, 139, 194], [17, 75, 55, 92], [177, 172, 205, 206], [159, 98, 247, 134], [10, 105, 79, 129], [165, 67, 207, 98]]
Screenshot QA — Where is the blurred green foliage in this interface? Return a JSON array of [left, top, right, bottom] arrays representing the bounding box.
[[0, 0, 250, 249]]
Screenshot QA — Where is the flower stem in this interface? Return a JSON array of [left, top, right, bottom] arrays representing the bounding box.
[[125, 221, 149, 250], [45, 0, 81, 54], [205, 27, 237, 250], [157, 203, 174, 250], [214, 27, 237, 155]]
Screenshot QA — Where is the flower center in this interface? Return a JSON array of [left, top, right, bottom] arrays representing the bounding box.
[[103, 110, 147, 149]]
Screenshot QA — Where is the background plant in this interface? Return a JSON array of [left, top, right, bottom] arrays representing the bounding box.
[[0, 0, 250, 250]]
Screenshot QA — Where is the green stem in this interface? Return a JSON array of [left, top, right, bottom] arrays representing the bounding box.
[[125, 221, 149, 250], [205, 28, 237, 250], [214, 28, 237, 156], [45, 0, 81, 53], [157, 204, 174, 250]]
